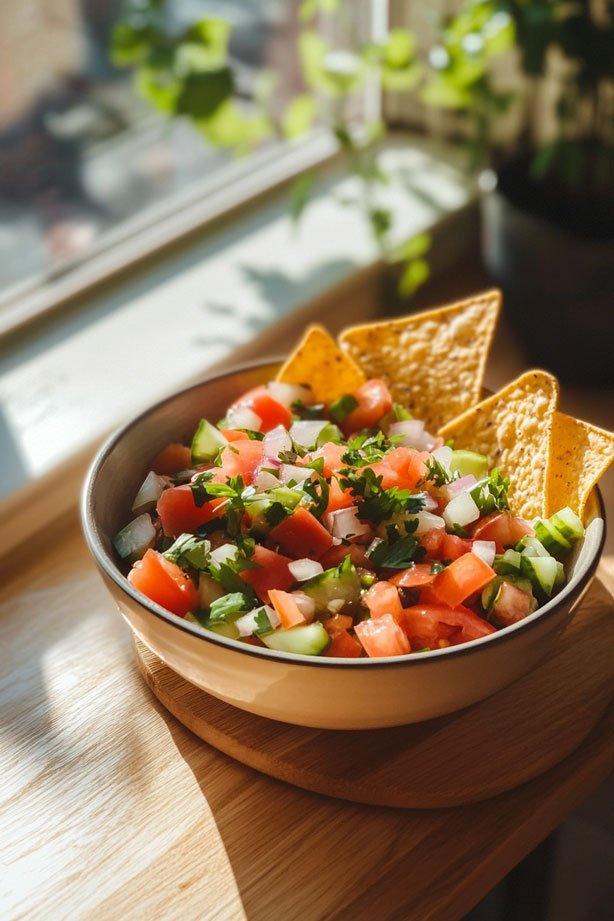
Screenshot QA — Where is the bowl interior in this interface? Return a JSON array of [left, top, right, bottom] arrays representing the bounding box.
[[83, 360, 605, 665]]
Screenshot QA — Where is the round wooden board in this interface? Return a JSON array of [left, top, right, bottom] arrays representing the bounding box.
[[135, 579, 614, 809]]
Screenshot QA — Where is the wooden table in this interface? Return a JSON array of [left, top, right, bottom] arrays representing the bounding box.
[[2, 274, 613, 921]]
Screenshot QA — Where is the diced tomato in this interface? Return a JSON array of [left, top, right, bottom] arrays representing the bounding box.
[[383, 447, 429, 489], [157, 485, 225, 537], [318, 543, 375, 571], [471, 511, 534, 548], [219, 429, 250, 442], [364, 580, 404, 623], [491, 581, 535, 627], [440, 533, 473, 561], [355, 613, 410, 657], [401, 603, 495, 649], [213, 440, 264, 485], [390, 563, 437, 589], [324, 629, 363, 658], [302, 442, 347, 478], [128, 549, 198, 616], [364, 460, 403, 490], [228, 385, 292, 432], [152, 443, 192, 475], [420, 528, 446, 558], [342, 379, 393, 433], [239, 545, 295, 602], [326, 477, 355, 513], [325, 614, 354, 634], [431, 552, 496, 608], [269, 506, 333, 559], [268, 590, 306, 629]]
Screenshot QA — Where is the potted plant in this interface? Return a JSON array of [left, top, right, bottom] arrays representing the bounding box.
[[422, 0, 614, 383]]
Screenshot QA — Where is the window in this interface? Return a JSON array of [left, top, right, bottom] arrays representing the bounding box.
[[0, 1, 324, 325]]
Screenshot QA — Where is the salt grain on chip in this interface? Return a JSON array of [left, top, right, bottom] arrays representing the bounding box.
[[438, 370, 559, 520], [338, 291, 500, 431]]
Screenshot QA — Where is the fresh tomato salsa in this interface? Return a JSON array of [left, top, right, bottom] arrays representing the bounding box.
[[114, 377, 585, 658]]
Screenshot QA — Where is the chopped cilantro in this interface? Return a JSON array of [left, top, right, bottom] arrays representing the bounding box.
[[302, 455, 325, 474], [291, 400, 326, 420], [449, 523, 469, 538], [243, 430, 265, 440], [254, 607, 275, 636], [163, 534, 211, 570], [367, 534, 424, 569], [208, 592, 252, 623], [300, 474, 330, 519], [264, 502, 288, 527], [329, 393, 359, 424], [393, 403, 413, 421], [339, 467, 425, 525], [423, 456, 453, 487], [471, 468, 510, 515]]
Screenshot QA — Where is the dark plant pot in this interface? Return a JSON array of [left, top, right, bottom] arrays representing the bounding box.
[[480, 169, 614, 385]]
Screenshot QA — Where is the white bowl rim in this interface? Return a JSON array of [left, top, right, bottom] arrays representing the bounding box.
[[81, 357, 606, 670]]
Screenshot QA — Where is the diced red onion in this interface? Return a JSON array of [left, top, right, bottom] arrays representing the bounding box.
[[414, 511, 446, 535], [431, 445, 453, 470], [288, 558, 324, 582], [262, 425, 292, 459], [472, 540, 497, 567], [441, 474, 478, 502], [423, 434, 444, 451], [291, 592, 316, 620], [420, 492, 439, 512], [254, 469, 280, 491], [267, 381, 313, 407], [324, 507, 371, 540], [280, 464, 314, 485], [235, 604, 280, 637], [289, 420, 329, 449], [443, 492, 480, 528], [226, 405, 262, 431], [388, 419, 425, 446], [209, 543, 237, 566], [131, 470, 169, 515]]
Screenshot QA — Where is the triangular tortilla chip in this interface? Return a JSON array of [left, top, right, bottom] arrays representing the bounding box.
[[438, 370, 559, 519], [548, 413, 614, 518], [276, 324, 365, 404], [338, 291, 501, 431]]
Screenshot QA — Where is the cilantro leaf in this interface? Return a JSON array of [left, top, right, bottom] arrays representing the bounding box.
[[208, 592, 252, 623], [291, 400, 326, 420], [423, 456, 453, 487], [254, 607, 275, 636], [163, 534, 211, 570], [329, 393, 358, 424], [339, 467, 425, 525], [471, 468, 510, 515], [368, 535, 424, 569], [264, 502, 288, 527], [300, 474, 330, 519]]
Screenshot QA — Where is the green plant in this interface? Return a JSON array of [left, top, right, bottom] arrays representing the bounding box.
[[423, 0, 614, 193], [110, 0, 431, 297]]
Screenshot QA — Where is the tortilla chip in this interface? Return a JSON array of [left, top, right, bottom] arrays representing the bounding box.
[[548, 413, 614, 518], [438, 370, 559, 519], [338, 290, 501, 431], [276, 324, 365, 405]]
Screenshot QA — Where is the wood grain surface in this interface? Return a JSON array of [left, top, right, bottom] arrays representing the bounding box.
[[134, 577, 614, 810]]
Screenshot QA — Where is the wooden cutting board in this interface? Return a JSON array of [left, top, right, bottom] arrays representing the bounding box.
[[135, 578, 614, 809]]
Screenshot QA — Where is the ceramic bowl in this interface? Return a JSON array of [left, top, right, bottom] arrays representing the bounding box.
[[81, 360, 605, 729]]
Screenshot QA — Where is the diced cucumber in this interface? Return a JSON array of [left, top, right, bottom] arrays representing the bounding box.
[[516, 536, 550, 558], [549, 507, 585, 542], [534, 518, 571, 555], [555, 560, 566, 587], [520, 555, 559, 598], [191, 419, 228, 464], [113, 513, 155, 562], [493, 549, 522, 576], [301, 561, 362, 615], [262, 621, 331, 655], [481, 576, 502, 613], [198, 572, 225, 609], [450, 450, 489, 480]]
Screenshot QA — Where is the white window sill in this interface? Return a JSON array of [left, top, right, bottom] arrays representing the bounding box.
[[0, 136, 476, 556]]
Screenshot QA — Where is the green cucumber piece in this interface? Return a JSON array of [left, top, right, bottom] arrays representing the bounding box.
[[555, 560, 566, 587], [534, 518, 571, 555], [493, 549, 522, 576], [301, 561, 362, 615], [481, 576, 502, 613], [520, 555, 559, 598], [449, 450, 489, 480], [549, 507, 585, 542], [113, 513, 155, 561], [191, 419, 228, 464], [262, 621, 331, 655], [516, 536, 550, 558]]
